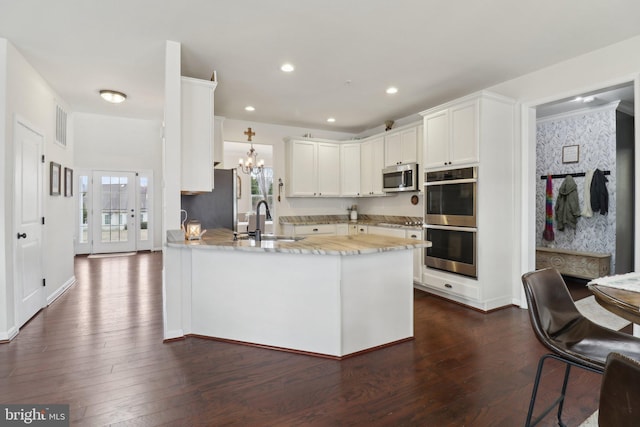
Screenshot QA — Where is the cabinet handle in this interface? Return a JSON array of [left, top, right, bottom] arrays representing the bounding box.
[[313, 228, 319, 232], [17, 232, 27, 239], [444, 283, 452, 289], [410, 234, 417, 238]]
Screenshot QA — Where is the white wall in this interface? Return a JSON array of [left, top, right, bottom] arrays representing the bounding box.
[[0, 39, 9, 338], [1, 39, 75, 339], [74, 113, 163, 249]]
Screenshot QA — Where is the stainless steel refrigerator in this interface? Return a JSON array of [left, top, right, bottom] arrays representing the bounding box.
[[180, 168, 237, 231]]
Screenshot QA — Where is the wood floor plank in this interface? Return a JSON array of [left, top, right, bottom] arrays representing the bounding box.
[[0, 253, 601, 426]]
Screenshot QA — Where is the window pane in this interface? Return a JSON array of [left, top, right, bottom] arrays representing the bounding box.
[[79, 175, 89, 243]]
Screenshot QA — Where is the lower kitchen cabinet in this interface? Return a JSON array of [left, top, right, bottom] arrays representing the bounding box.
[[282, 223, 338, 236]]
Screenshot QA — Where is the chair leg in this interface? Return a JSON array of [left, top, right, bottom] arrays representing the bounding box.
[[525, 354, 572, 427], [555, 363, 571, 427]]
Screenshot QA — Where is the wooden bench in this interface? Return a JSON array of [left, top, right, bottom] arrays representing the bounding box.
[[536, 247, 611, 280]]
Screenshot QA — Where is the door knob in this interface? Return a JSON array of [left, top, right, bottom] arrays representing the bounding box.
[[17, 232, 27, 239]]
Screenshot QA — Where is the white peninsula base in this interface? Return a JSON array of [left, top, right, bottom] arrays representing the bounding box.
[[164, 234, 417, 358]]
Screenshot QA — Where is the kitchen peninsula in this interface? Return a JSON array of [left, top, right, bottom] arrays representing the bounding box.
[[163, 229, 429, 358]]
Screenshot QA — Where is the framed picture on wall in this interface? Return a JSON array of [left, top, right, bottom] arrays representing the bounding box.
[[562, 145, 580, 163], [64, 167, 73, 197], [50, 162, 61, 196]]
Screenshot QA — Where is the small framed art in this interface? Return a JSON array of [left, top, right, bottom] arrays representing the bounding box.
[[50, 162, 61, 196], [64, 167, 73, 197], [562, 145, 579, 164]]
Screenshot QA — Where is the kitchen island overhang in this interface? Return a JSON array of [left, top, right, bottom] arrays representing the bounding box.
[[163, 229, 430, 359]]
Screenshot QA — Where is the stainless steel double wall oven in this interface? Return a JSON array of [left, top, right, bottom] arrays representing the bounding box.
[[424, 167, 477, 278]]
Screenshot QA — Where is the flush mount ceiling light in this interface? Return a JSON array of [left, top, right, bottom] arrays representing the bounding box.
[[245, 106, 255, 112], [386, 86, 398, 94], [280, 63, 295, 72], [99, 90, 127, 103]]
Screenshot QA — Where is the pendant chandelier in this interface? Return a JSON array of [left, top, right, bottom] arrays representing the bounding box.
[[238, 127, 264, 174]]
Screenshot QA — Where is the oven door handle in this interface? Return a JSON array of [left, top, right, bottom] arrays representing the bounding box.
[[425, 177, 477, 186], [424, 224, 478, 232]]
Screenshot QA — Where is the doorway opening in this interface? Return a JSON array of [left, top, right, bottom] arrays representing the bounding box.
[[525, 80, 636, 283]]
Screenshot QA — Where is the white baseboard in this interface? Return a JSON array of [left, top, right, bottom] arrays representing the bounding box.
[[47, 276, 77, 305], [164, 329, 184, 341], [0, 326, 19, 342]]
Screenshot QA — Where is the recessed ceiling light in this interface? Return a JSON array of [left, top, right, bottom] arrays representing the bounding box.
[[327, 117, 336, 123], [99, 89, 127, 103], [281, 63, 295, 73], [386, 87, 398, 95], [245, 106, 255, 112]]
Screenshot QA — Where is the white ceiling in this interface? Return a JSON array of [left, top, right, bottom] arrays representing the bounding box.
[[2, 0, 640, 134]]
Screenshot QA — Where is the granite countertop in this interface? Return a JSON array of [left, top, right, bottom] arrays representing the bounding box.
[[167, 228, 430, 256], [279, 214, 423, 229]]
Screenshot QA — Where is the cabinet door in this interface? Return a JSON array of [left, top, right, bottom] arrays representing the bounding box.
[[370, 137, 386, 195], [384, 131, 402, 166], [360, 140, 374, 195], [288, 140, 317, 196], [368, 226, 406, 238], [406, 229, 423, 284], [316, 142, 340, 196], [450, 100, 478, 165], [424, 109, 450, 168], [341, 143, 361, 196], [400, 127, 418, 164], [181, 77, 215, 192]]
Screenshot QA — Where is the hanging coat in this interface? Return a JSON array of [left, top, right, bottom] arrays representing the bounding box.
[[542, 175, 554, 241], [590, 169, 609, 215], [555, 175, 580, 231]]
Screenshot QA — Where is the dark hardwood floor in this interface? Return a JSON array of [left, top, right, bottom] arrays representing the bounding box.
[[0, 253, 601, 426]]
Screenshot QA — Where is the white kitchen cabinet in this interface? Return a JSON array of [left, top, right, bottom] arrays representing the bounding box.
[[340, 143, 361, 196], [283, 223, 338, 236], [418, 91, 516, 311], [405, 229, 423, 284], [181, 77, 217, 192], [348, 224, 368, 235], [367, 225, 406, 238], [422, 98, 478, 169], [213, 116, 224, 167], [285, 139, 340, 197], [384, 125, 419, 167], [360, 137, 385, 196]]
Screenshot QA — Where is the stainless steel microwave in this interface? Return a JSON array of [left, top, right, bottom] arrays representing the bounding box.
[[382, 163, 419, 193]]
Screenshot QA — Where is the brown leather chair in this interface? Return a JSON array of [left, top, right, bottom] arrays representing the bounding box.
[[598, 352, 640, 426], [521, 268, 640, 427]]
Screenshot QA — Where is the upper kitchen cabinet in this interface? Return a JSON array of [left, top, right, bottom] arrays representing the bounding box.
[[340, 143, 361, 196], [181, 77, 217, 192], [360, 136, 385, 196], [285, 139, 341, 197], [422, 98, 478, 169], [384, 124, 420, 167]]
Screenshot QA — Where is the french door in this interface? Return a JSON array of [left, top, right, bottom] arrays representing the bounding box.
[[76, 170, 153, 254]]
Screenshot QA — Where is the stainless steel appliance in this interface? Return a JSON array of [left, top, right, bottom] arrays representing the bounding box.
[[425, 166, 477, 227], [382, 163, 419, 193], [180, 168, 237, 231], [424, 225, 477, 278]]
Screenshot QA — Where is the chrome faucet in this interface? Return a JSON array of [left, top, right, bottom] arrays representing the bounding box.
[[254, 200, 271, 241]]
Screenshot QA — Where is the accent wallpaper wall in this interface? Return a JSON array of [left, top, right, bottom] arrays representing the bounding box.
[[536, 104, 617, 271]]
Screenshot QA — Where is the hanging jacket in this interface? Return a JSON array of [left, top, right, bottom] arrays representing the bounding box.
[[581, 169, 594, 218], [555, 175, 580, 231], [590, 169, 609, 215]]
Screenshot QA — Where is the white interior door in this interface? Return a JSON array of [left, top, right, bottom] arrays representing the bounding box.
[[92, 171, 137, 254], [14, 120, 45, 327]]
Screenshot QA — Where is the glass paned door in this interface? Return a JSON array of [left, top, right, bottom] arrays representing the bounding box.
[[92, 171, 136, 253]]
